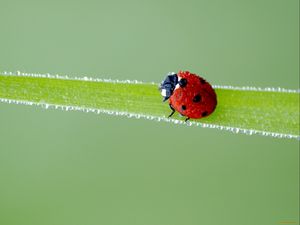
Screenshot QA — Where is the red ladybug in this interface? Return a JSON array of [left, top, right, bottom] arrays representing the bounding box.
[[160, 71, 217, 121]]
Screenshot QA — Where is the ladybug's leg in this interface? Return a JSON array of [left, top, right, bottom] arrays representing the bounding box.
[[185, 117, 190, 122], [168, 104, 175, 118]]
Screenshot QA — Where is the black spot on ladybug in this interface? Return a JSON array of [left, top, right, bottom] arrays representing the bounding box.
[[199, 77, 206, 84], [202, 111, 208, 117], [181, 105, 186, 110], [179, 78, 187, 88], [193, 94, 201, 103]]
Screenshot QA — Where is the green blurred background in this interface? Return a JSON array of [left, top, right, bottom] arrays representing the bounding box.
[[0, 0, 299, 225]]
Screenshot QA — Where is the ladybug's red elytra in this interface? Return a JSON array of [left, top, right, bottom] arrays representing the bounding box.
[[159, 71, 217, 121]]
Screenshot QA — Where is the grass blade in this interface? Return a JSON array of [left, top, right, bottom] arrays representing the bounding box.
[[0, 72, 299, 140]]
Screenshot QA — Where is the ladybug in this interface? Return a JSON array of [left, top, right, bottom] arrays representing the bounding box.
[[159, 71, 217, 121]]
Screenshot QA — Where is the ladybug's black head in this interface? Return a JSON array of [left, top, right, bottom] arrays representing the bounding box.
[[159, 73, 178, 102]]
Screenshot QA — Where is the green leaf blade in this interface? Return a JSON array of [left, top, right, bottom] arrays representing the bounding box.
[[0, 74, 299, 139]]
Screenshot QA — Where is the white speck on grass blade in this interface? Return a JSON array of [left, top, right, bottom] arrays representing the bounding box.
[[1, 70, 299, 93], [0, 97, 299, 140]]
